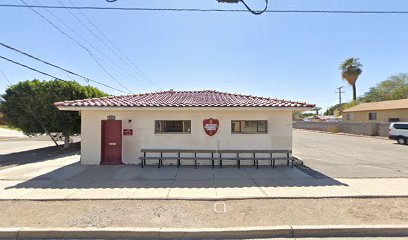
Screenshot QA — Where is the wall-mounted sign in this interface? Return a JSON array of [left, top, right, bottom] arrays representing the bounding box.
[[107, 115, 116, 120], [203, 118, 219, 136], [123, 129, 133, 136]]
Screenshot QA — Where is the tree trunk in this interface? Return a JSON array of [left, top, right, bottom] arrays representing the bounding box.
[[63, 130, 71, 149], [352, 84, 357, 100], [48, 134, 62, 151]]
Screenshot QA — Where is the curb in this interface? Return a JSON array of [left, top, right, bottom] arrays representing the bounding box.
[[1, 225, 408, 239]]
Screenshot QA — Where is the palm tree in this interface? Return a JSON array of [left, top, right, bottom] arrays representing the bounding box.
[[339, 58, 363, 100]]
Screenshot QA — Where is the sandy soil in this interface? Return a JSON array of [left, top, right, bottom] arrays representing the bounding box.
[[1, 198, 408, 228]]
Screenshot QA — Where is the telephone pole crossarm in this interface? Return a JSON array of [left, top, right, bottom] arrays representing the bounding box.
[[335, 86, 345, 105]]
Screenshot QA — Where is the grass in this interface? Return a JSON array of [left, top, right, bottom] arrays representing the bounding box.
[[0, 125, 21, 131]]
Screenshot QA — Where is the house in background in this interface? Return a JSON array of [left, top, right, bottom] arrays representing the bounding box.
[[55, 90, 313, 165], [343, 99, 408, 123], [303, 115, 341, 122]]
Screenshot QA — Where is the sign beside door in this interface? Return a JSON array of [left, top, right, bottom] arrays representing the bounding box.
[[123, 129, 133, 136]]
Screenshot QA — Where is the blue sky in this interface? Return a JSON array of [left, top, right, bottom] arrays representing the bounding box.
[[0, 0, 407, 110]]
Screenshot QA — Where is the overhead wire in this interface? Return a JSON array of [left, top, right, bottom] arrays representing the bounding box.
[[239, 0, 268, 15], [0, 42, 88, 83], [108, 0, 268, 15], [0, 55, 61, 80], [0, 68, 12, 86], [53, 0, 153, 92], [20, 0, 133, 94], [30, 0, 135, 93], [64, 0, 160, 90], [1, 4, 408, 14], [0, 64, 63, 149], [0, 53, 127, 94]]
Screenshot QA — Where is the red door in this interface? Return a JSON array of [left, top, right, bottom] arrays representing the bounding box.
[[101, 120, 122, 165]]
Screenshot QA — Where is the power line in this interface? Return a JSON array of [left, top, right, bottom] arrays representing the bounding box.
[[56, 0, 156, 91], [1, 67, 63, 149], [20, 0, 133, 94], [0, 68, 12, 86], [29, 0, 135, 93], [0, 42, 127, 93], [46, 0, 155, 93], [0, 42, 88, 80], [0, 55, 61, 80], [0, 53, 127, 94], [239, 0, 268, 15], [1, 40, 87, 86], [67, 0, 160, 90], [1, 4, 408, 14]]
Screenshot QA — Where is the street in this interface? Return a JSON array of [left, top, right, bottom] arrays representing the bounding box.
[[1, 129, 408, 238], [293, 129, 408, 178]]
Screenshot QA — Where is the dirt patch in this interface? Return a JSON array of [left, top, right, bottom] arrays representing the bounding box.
[[1, 198, 408, 228]]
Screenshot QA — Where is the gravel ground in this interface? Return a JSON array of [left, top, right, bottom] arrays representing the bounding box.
[[1, 198, 408, 228]]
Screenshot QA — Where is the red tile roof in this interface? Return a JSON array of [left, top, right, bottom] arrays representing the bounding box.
[[54, 90, 314, 108]]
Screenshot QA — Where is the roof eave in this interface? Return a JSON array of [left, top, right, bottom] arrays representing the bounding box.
[[344, 107, 408, 113], [56, 106, 314, 112]]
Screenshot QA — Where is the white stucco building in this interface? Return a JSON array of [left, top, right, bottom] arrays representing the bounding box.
[[55, 90, 313, 165]]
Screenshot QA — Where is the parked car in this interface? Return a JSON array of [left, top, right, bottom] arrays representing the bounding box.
[[389, 122, 408, 145]]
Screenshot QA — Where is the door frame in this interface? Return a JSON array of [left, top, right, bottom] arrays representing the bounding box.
[[100, 119, 123, 165]]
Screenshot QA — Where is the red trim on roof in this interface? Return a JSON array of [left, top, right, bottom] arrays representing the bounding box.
[[54, 90, 315, 108]]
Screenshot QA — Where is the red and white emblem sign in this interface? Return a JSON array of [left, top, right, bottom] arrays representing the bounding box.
[[203, 118, 219, 136]]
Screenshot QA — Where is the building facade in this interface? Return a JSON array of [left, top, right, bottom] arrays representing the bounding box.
[[343, 99, 408, 123], [55, 90, 313, 165]]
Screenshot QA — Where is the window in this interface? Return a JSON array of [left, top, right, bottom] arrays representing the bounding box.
[[155, 120, 191, 133], [231, 120, 267, 134], [346, 113, 353, 121], [394, 124, 408, 130], [368, 112, 377, 121]]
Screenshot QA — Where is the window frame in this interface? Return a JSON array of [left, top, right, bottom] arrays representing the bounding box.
[[231, 120, 268, 134], [368, 112, 377, 121], [346, 113, 353, 121], [154, 120, 192, 134]]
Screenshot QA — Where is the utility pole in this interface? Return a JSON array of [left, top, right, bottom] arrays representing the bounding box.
[[335, 86, 346, 116], [335, 86, 345, 105]]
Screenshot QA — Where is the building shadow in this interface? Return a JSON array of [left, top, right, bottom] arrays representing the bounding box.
[[0, 143, 80, 170], [5, 161, 347, 190]]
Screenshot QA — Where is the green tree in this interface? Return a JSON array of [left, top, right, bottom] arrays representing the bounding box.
[[359, 73, 408, 102], [339, 58, 363, 100], [1, 79, 107, 149], [342, 100, 360, 111], [324, 103, 345, 116]]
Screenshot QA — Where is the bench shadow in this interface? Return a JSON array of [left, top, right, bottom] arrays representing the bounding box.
[[0, 143, 80, 169], [5, 160, 347, 190]]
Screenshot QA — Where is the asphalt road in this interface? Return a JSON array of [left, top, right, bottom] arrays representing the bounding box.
[[293, 129, 408, 178], [1, 128, 407, 178]]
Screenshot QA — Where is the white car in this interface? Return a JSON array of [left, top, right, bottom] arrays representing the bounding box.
[[389, 122, 408, 145]]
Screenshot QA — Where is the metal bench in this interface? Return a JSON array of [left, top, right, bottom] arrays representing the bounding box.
[[139, 149, 293, 168]]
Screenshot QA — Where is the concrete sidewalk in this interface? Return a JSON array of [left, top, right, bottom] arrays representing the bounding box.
[[2, 155, 408, 200], [2, 177, 408, 200]]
